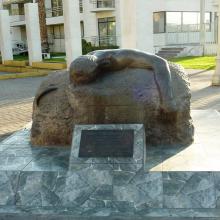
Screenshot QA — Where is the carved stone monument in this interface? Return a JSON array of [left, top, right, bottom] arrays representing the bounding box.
[[31, 49, 194, 146]]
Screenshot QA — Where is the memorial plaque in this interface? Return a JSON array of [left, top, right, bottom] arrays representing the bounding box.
[[79, 130, 134, 158]]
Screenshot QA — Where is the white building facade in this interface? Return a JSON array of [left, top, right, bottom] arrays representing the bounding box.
[[2, 0, 219, 57]]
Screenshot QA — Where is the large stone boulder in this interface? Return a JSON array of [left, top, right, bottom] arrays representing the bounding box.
[[31, 51, 193, 146]]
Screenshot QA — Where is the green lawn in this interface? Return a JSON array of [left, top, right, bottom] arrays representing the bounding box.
[[13, 54, 28, 61], [12, 54, 66, 63], [1, 54, 216, 70], [44, 57, 66, 63], [170, 56, 216, 70]]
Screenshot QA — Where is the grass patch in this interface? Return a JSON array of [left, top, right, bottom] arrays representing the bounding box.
[[13, 54, 28, 61], [50, 52, 66, 57], [0, 71, 49, 80], [13, 54, 66, 63], [169, 56, 216, 70], [44, 57, 66, 63]]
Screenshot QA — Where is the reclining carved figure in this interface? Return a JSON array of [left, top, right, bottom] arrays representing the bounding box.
[[70, 49, 176, 112]]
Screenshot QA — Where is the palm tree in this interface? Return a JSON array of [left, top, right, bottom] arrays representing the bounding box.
[[37, 0, 49, 52]]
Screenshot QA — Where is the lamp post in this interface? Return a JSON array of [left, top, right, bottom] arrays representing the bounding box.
[[212, 0, 220, 86]]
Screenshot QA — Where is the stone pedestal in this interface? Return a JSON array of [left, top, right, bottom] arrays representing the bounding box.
[[0, 110, 220, 220], [0, 10, 13, 63], [0, 110, 220, 219], [62, 0, 82, 68], [24, 3, 42, 66]]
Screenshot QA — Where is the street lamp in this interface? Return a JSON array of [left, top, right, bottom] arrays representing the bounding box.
[[212, 0, 220, 86]]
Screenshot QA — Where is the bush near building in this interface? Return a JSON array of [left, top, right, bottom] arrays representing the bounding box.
[[82, 39, 119, 55]]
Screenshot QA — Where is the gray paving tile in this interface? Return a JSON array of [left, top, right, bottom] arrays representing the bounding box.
[[0, 156, 32, 171], [0, 171, 20, 205], [23, 155, 69, 171], [1, 134, 31, 146], [16, 171, 95, 207], [163, 172, 216, 208], [1, 145, 70, 159], [213, 172, 220, 208]]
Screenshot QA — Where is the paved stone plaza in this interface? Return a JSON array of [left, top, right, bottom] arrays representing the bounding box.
[[0, 70, 220, 219], [0, 110, 220, 219]]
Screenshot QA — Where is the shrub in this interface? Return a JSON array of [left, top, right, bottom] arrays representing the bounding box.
[[82, 39, 119, 55]]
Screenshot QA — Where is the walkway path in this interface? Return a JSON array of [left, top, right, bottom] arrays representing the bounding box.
[[0, 69, 220, 142], [189, 69, 220, 111], [0, 77, 44, 141]]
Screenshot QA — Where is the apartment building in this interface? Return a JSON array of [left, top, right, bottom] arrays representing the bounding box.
[[1, 0, 218, 56]]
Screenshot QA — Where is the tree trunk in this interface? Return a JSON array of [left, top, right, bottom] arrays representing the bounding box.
[[37, 0, 49, 52]]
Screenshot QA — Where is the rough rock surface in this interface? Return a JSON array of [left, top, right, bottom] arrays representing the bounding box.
[[31, 62, 194, 146]]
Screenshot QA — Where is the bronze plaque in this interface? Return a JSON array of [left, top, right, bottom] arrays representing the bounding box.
[[79, 130, 134, 158]]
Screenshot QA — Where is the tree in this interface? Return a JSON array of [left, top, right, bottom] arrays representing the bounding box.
[[37, 0, 49, 52]]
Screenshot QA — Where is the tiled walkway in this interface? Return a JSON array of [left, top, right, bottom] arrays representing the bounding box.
[[0, 69, 220, 142]]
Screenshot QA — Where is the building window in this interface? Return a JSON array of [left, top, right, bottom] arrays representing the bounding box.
[[182, 12, 211, 32], [205, 12, 212, 32], [154, 11, 212, 33], [3, 0, 32, 15], [153, 12, 165, 33], [79, 0, 83, 13], [98, 17, 116, 46], [3, 3, 26, 15], [81, 21, 84, 38], [51, 0, 63, 17], [166, 12, 182, 32], [96, 0, 115, 8], [50, 24, 64, 39]]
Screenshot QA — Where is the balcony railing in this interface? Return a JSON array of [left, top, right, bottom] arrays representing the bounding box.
[[46, 6, 63, 18], [154, 23, 217, 47], [90, 0, 115, 11], [10, 15, 25, 23], [46, 1, 83, 17]]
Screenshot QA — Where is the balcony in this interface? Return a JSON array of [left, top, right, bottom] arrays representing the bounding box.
[[90, 0, 115, 13], [10, 15, 25, 26]]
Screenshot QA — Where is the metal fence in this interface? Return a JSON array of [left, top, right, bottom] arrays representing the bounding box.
[[165, 23, 217, 46], [46, 6, 63, 18], [154, 23, 218, 56]]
